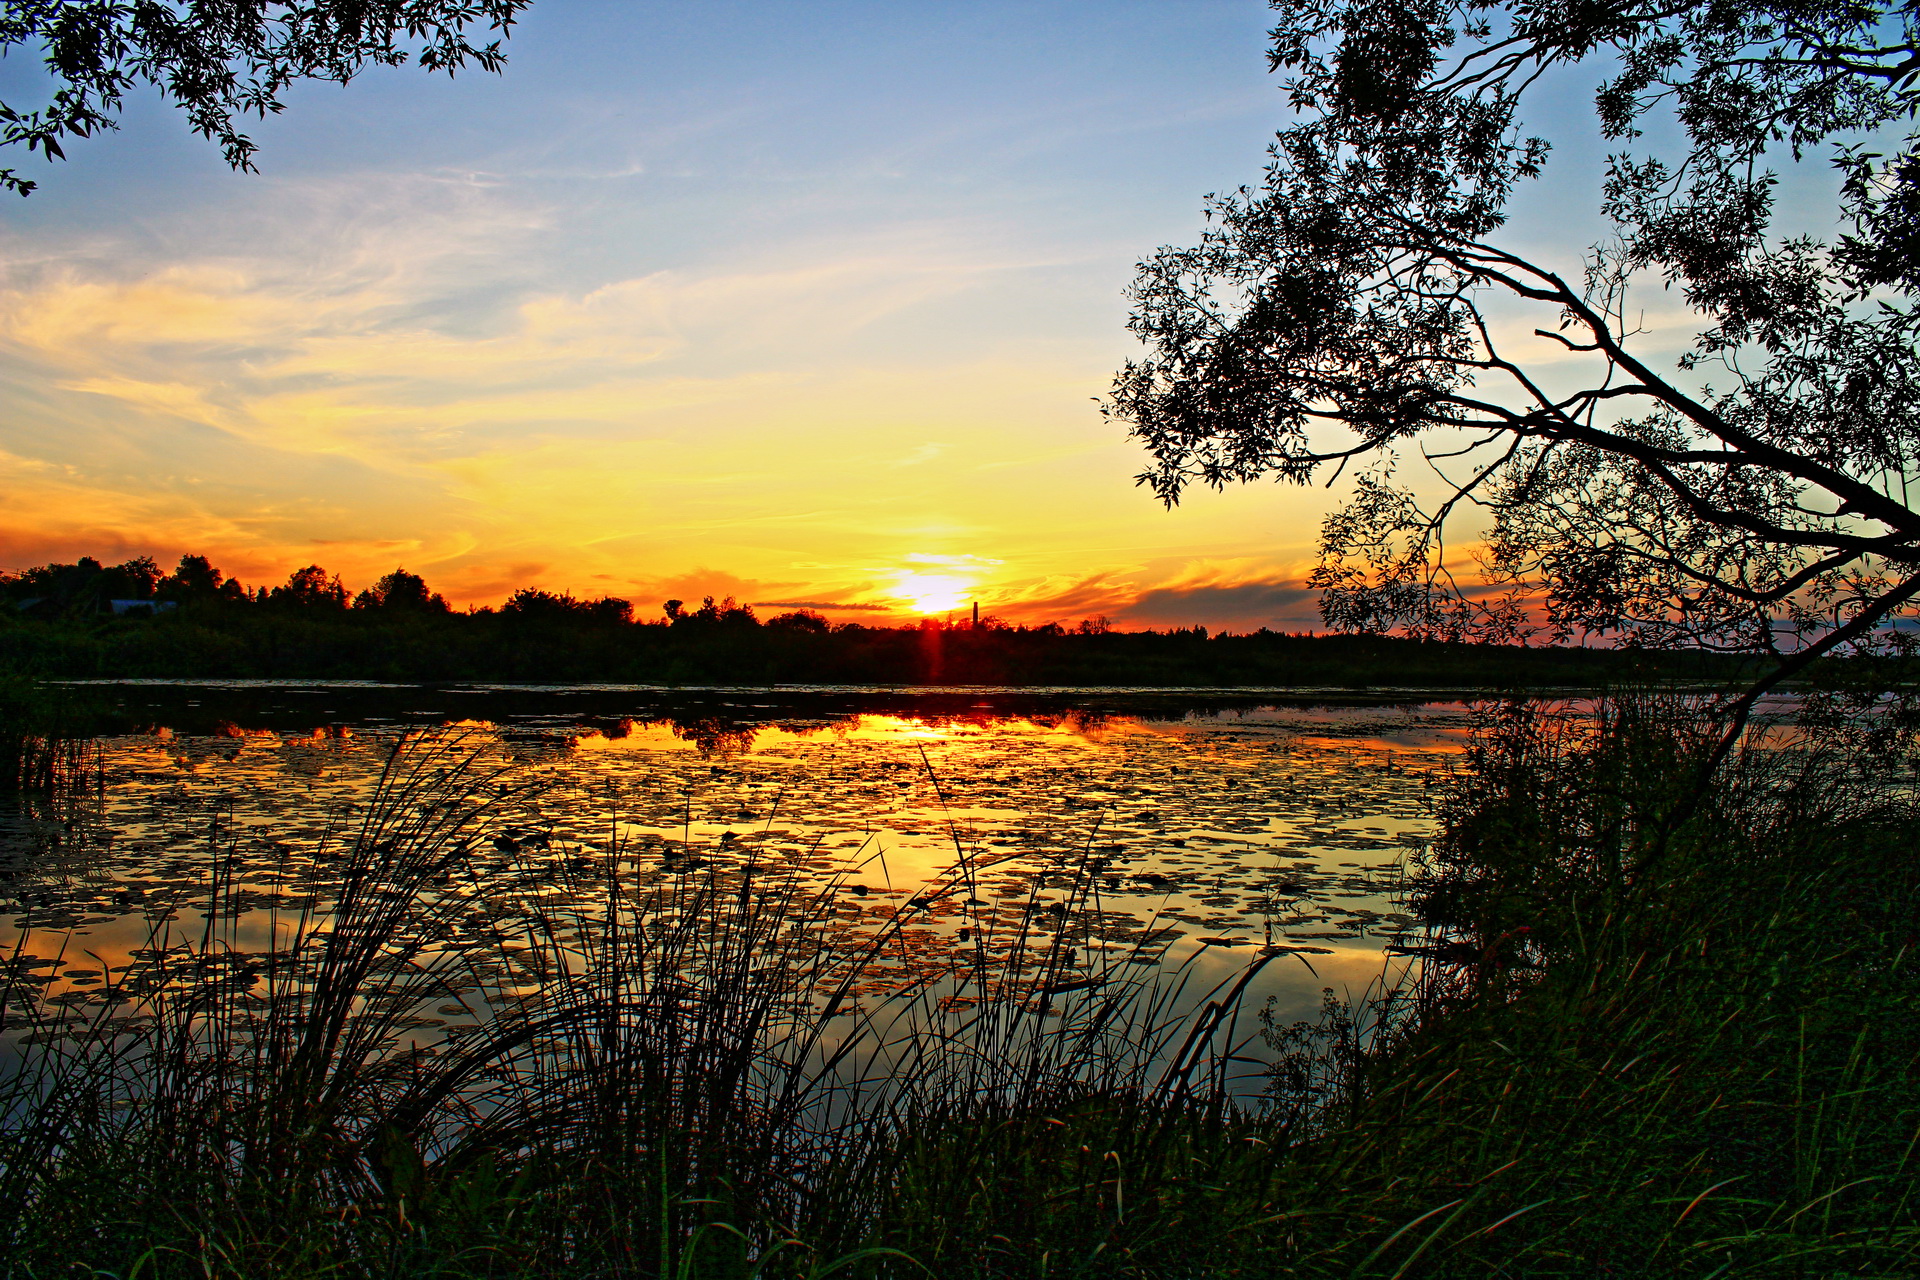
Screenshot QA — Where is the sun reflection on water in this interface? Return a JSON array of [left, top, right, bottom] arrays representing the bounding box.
[[0, 699, 1474, 1041]]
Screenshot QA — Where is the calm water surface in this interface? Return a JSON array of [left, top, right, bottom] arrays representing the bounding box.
[[1, 684, 1481, 1034]]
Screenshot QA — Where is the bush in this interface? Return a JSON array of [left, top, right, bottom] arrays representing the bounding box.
[[1247, 696, 1920, 1276]]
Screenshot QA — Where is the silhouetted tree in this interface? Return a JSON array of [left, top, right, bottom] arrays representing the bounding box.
[[766, 609, 830, 634], [2, 555, 175, 613], [501, 588, 631, 625], [588, 596, 634, 626], [272, 565, 349, 610], [1, 0, 531, 196], [502, 587, 574, 620], [355, 568, 446, 612], [153, 554, 251, 604], [1, 557, 97, 612], [676, 595, 758, 629], [102, 556, 163, 600], [1110, 0, 1920, 703], [158, 554, 225, 603]]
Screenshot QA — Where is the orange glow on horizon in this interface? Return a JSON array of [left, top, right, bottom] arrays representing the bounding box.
[[893, 571, 974, 616]]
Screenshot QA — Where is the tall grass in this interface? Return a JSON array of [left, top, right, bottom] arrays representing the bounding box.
[[1232, 695, 1920, 1276], [0, 730, 1281, 1278], [2, 699, 1916, 1277], [0, 677, 93, 794]]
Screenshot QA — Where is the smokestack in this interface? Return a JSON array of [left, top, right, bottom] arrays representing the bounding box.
[[972, 600, 979, 628]]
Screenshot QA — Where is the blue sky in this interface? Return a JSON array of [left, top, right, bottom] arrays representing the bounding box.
[[0, 2, 1850, 627]]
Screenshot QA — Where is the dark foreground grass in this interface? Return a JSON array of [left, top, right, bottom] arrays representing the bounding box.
[[1, 702, 1916, 1278], [1228, 701, 1920, 1277]]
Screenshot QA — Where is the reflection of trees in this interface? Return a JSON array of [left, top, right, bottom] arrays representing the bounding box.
[[1030, 709, 1119, 734], [886, 709, 1126, 735], [90, 685, 1491, 748], [660, 717, 762, 756], [635, 708, 1133, 753]]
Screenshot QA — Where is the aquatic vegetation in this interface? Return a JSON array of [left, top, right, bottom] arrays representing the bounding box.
[[0, 697, 1446, 1033], [0, 678, 94, 794], [0, 729, 1294, 1277], [0, 696, 1912, 1277], [1230, 696, 1920, 1276]]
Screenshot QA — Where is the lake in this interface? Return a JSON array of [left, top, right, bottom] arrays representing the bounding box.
[[0, 682, 1480, 1055]]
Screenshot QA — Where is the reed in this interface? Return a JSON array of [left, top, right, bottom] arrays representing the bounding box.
[[1, 699, 1915, 1277], [0, 729, 1282, 1278], [1235, 694, 1920, 1276], [0, 677, 93, 794]]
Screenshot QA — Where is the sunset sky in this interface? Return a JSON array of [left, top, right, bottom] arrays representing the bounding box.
[[0, 1, 1719, 629]]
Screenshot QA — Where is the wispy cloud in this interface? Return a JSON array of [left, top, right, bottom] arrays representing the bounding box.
[[752, 599, 893, 612], [0, 5, 1328, 622]]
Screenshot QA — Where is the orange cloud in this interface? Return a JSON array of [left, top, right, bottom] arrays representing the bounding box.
[[0, 176, 1350, 623]]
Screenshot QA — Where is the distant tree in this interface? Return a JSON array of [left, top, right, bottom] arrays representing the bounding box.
[[272, 564, 348, 610], [587, 596, 633, 626], [1, 556, 99, 611], [501, 588, 629, 625], [1077, 615, 1113, 636], [2, 555, 175, 611], [0, 0, 531, 196], [662, 599, 686, 622], [355, 568, 446, 612], [1109, 0, 1920, 708], [102, 555, 163, 600], [154, 553, 251, 604], [766, 609, 830, 634], [676, 595, 758, 629], [502, 587, 574, 620], [158, 554, 224, 603]]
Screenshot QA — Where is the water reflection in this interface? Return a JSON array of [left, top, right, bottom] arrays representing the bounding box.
[[1, 686, 1475, 1039]]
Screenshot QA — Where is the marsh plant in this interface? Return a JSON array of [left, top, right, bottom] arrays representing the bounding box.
[[0, 678, 95, 795], [1248, 693, 1920, 1276], [0, 730, 1288, 1278], [2, 698, 1916, 1278]]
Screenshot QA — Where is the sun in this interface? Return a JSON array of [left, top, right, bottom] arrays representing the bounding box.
[[894, 572, 971, 615]]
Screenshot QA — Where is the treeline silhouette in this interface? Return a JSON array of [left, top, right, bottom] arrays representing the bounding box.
[[0, 553, 1738, 686]]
